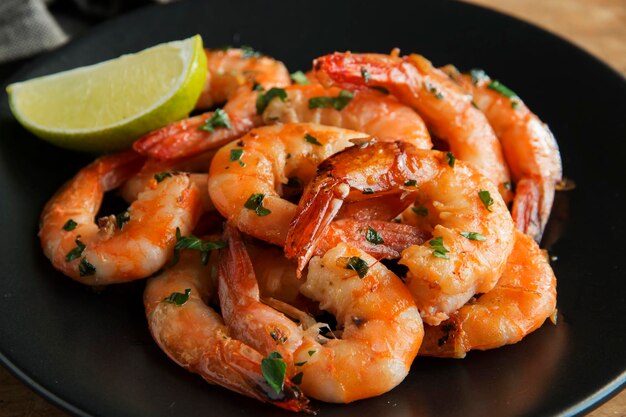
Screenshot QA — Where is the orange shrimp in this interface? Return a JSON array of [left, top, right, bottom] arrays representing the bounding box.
[[313, 51, 513, 202], [286, 141, 515, 325], [442, 65, 562, 241], [144, 250, 311, 412], [419, 230, 557, 358], [39, 150, 202, 285]]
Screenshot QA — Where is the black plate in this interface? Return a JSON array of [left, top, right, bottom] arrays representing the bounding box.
[[1, 1, 625, 416]]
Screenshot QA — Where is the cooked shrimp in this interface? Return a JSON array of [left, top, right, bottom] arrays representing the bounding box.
[[219, 225, 423, 403], [286, 141, 515, 325], [144, 250, 311, 412], [196, 47, 290, 109], [208, 123, 365, 245], [134, 82, 432, 161], [313, 52, 513, 201], [39, 151, 202, 285], [442, 65, 562, 241], [419, 230, 557, 358]]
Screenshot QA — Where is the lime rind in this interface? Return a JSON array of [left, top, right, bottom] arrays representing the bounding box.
[[6, 35, 207, 152]]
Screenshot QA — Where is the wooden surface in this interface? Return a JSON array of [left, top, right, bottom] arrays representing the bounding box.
[[1, 0, 625, 416]]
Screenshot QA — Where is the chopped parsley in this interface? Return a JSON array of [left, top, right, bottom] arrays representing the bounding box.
[[307, 350, 316, 356], [116, 211, 130, 230], [478, 190, 494, 212], [261, 352, 287, 394], [79, 258, 96, 276], [172, 227, 227, 266], [446, 152, 456, 167], [62, 219, 77, 231], [256, 87, 287, 114], [291, 372, 304, 385], [230, 148, 245, 167], [65, 237, 86, 262], [404, 179, 417, 187], [429, 236, 449, 259], [366, 226, 384, 245], [308, 90, 354, 111], [511, 100, 520, 109], [244, 193, 272, 216], [304, 133, 322, 146], [487, 80, 518, 99], [163, 288, 191, 306], [362, 188, 374, 194], [198, 108, 232, 132], [412, 205, 428, 217], [240, 45, 262, 58], [460, 231, 486, 241], [290, 70, 310, 85], [154, 172, 172, 183], [346, 256, 369, 278], [252, 81, 264, 91], [425, 82, 444, 100], [361, 67, 371, 83]]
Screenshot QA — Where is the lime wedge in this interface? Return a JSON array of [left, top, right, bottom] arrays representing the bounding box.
[[6, 35, 207, 152]]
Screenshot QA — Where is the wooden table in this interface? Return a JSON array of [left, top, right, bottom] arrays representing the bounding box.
[[1, 0, 625, 415]]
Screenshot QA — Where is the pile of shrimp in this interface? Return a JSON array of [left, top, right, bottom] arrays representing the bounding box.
[[39, 46, 561, 412]]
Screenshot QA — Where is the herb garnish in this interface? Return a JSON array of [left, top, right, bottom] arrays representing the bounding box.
[[446, 152, 456, 167], [404, 179, 417, 187], [412, 206, 428, 217], [425, 82, 444, 100], [361, 67, 371, 83], [309, 90, 354, 111], [154, 172, 172, 183], [304, 133, 322, 146], [346, 256, 369, 278], [366, 226, 384, 245], [79, 258, 96, 276], [362, 188, 374, 194], [163, 288, 191, 306], [261, 352, 287, 394], [487, 80, 518, 99], [307, 350, 316, 356], [172, 227, 227, 266], [116, 211, 130, 230], [198, 108, 232, 132], [65, 237, 86, 262], [230, 148, 245, 166], [240, 45, 262, 58], [63, 219, 77, 231], [460, 231, 486, 241], [256, 87, 287, 114], [290, 70, 310, 85], [478, 190, 494, 212], [244, 193, 272, 216], [292, 372, 304, 385], [429, 236, 449, 259]]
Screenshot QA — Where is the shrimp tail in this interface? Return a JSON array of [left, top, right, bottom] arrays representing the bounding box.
[[285, 176, 344, 274], [511, 178, 544, 242]]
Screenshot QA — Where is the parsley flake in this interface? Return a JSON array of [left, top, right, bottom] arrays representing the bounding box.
[[292, 372, 304, 385], [304, 133, 322, 146], [366, 227, 384, 245], [230, 148, 245, 167], [154, 172, 172, 183], [79, 258, 96, 276], [446, 152, 456, 167], [429, 236, 449, 259], [198, 108, 232, 132], [163, 288, 191, 306], [346, 256, 369, 278], [460, 231, 486, 241], [404, 179, 417, 187], [290, 70, 310, 85], [307, 350, 316, 356], [172, 227, 227, 266], [425, 82, 444, 100], [309, 90, 354, 111], [244, 193, 272, 216], [362, 188, 374, 194], [65, 237, 86, 262], [487, 80, 519, 99], [63, 219, 77, 231], [240, 45, 262, 58], [256, 87, 287, 114], [478, 190, 494, 212], [412, 206, 428, 217], [261, 352, 287, 394], [116, 211, 130, 230], [361, 67, 371, 83]]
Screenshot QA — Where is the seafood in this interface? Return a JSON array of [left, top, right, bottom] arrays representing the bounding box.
[[144, 250, 310, 412], [419, 231, 557, 357], [441, 65, 562, 241], [134, 83, 432, 161], [313, 51, 513, 201], [39, 151, 202, 285], [286, 141, 515, 325], [219, 225, 423, 403], [196, 47, 291, 109]]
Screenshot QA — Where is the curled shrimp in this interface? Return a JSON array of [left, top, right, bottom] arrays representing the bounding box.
[[196, 47, 290, 109], [442, 65, 562, 241], [419, 230, 557, 358], [313, 51, 513, 201], [286, 141, 515, 325], [39, 150, 202, 285], [144, 250, 311, 412], [219, 225, 423, 403], [134, 82, 432, 161]]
